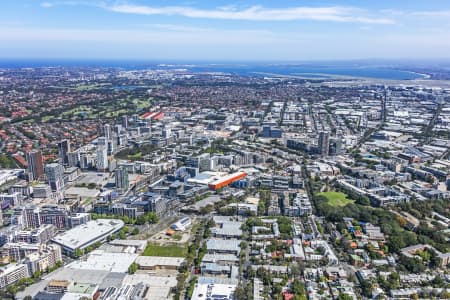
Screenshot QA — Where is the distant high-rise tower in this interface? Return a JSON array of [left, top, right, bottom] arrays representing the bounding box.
[[97, 137, 107, 147], [121, 115, 128, 129], [26, 150, 44, 181], [57, 139, 71, 165], [96, 146, 108, 171], [318, 131, 330, 157], [329, 137, 342, 156], [104, 124, 112, 141], [45, 163, 65, 192], [115, 166, 129, 193], [162, 124, 171, 139], [114, 124, 121, 136], [67, 151, 80, 168], [107, 139, 116, 156]]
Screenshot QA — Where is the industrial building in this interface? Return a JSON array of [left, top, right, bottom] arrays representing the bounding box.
[[50, 219, 124, 255], [208, 172, 247, 190], [191, 283, 237, 300], [135, 256, 185, 270], [170, 217, 191, 231]]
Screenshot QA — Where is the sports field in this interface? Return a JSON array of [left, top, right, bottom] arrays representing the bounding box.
[[317, 191, 354, 207], [142, 243, 188, 257]]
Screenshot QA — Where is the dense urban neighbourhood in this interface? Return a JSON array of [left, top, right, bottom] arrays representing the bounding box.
[[0, 66, 449, 299]]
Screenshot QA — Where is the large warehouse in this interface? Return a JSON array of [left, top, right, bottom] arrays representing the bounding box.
[[208, 172, 247, 190], [186, 171, 247, 190], [51, 219, 124, 255]]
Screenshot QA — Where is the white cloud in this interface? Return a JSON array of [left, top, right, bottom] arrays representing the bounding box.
[[104, 4, 395, 24], [411, 10, 450, 17], [1, 25, 450, 60], [40, 2, 54, 8], [0, 26, 287, 45]]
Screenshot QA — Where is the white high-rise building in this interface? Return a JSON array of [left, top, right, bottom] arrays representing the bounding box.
[[44, 163, 65, 192], [97, 136, 107, 147], [96, 146, 108, 171], [104, 124, 112, 141]]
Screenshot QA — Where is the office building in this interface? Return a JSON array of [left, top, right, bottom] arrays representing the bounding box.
[[318, 131, 330, 157], [261, 125, 282, 138], [104, 124, 112, 141], [0, 264, 29, 289], [107, 139, 116, 155], [114, 124, 122, 136], [0, 192, 23, 207], [115, 166, 129, 193], [57, 139, 71, 165], [162, 124, 171, 139], [67, 151, 80, 168], [121, 115, 128, 129], [97, 136, 107, 147], [329, 137, 342, 156], [13, 206, 41, 229], [44, 163, 65, 192], [24, 244, 62, 275], [15, 224, 57, 244], [142, 192, 166, 216], [66, 213, 91, 228], [32, 184, 52, 199], [40, 206, 68, 229], [186, 154, 212, 172], [96, 146, 108, 171], [26, 150, 44, 181]]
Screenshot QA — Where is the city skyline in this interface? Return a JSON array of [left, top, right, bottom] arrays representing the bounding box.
[[1, 0, 450, 60]]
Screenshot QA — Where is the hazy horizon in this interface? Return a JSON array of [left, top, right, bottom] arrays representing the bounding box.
[[1, 0, 450, 61]]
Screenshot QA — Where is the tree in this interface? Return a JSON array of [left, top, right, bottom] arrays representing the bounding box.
[[337, 294, 353, 300], [6, 285, 17, 296], [128, 262, 138, 274], [32, 270, 41, 279], [441, 290, 450, 299], [360, 280, 373, 297], [147, 212, 159, 224], [356, 196, 370, 206], [73, 248, 83, 258], [292, 279, 306, 298], [290, 261, 304, 278], [234, 284, 246, 300], [132, 227, 139, 235], [135, 215, 147, 225]]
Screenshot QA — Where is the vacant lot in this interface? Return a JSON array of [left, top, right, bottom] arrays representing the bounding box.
[[317, 191, 354, 207], [143, 243, 188, 257]]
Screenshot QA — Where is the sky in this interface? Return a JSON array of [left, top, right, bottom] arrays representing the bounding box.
[[1, 0, 450, 61]]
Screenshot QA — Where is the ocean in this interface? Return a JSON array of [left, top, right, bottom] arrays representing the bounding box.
[[0, 59, 427, 80]]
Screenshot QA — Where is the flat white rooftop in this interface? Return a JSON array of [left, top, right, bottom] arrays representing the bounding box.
[[187, 171, 228, 185], [51, 219, 124, 251], [135, 256, 185, 268], [67, 250, 138, 273], [123, 274, 177, 300], [191, 283, 236, 300]]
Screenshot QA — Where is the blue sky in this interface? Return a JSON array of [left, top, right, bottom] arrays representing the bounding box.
[[1, 0, 450, 61]]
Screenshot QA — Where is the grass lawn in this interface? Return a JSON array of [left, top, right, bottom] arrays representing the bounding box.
[[317, 191, 355, 207], [41, 115, 55, 122], [75, 83, 111, 91], [132, 98, 152, 109], [171, 233, 183, 241], [128, 152, 142, 160], [143, 243, 187, 257]]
